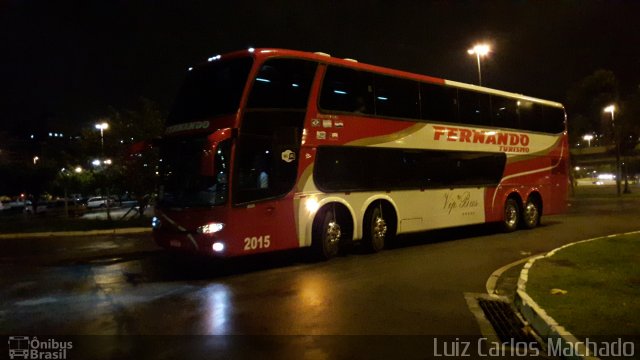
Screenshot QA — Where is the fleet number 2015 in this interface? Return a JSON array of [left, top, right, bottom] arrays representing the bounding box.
[[244, 235, 271, 250]]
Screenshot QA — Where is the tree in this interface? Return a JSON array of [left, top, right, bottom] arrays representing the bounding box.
[[618, 89, 640, 183], [619, 89, 640, 153], [567, 70, 640, 194], [81, 98, 165, 217], [566, 69, 619, 145], [51, 169, 95, 199]]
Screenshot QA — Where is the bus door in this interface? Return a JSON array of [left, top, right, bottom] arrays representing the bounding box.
[[232, 121, 303, 252], [230, 57, 317, 252]]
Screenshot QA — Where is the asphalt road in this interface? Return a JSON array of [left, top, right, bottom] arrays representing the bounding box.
[[1, 191, 639, 358]]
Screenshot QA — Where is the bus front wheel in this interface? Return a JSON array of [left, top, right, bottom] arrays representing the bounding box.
[[502, 198, 520, 232], [313, 208, 341, 260]]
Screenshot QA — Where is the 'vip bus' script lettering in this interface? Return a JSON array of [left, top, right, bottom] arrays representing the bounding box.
[[443, 191, 479, 215]]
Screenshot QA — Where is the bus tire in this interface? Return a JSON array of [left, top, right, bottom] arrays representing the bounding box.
[[522, 198, 541, 229], [502, 198, 520, 232], [363, 202, 389, 253], [313, 207, 341, 260]]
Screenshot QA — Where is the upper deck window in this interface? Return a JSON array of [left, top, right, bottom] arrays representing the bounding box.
[[318, 65, 565, 134], [491, 96, 520, 129], [458, 90, 491, 127], [247, 58, 317, 109], [319, 66, 375, 115], [421, 83, 458, 123], [374, 74, 420, 119], [168, 57, 253, 125]]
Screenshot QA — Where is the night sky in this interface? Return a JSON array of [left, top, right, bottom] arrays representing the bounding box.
[[2, 1, 639, 136]]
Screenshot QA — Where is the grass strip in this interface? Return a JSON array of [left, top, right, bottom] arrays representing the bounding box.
[[526, 234, 640, 336]]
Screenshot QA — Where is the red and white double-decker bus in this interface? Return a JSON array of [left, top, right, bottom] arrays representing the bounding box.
[[151, 48, 568, 259]]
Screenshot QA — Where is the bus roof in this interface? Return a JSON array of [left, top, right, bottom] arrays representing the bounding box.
[[200, 48, 563, 109]]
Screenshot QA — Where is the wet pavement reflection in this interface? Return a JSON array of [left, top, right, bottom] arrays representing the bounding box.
[[2, 194, 640, 344]]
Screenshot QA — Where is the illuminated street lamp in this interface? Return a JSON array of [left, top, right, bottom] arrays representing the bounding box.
[[95, 122, 109, 154], [604, 105, 623, 196], [582, 134, 594, 147], [604, 105, 615, 117], [467, 44, 490, 86]]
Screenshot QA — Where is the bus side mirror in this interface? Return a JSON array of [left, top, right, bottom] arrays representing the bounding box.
[[201, 128, 235, 177]]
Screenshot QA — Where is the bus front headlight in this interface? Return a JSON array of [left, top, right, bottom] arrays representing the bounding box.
[[212, 242, 225, 252]]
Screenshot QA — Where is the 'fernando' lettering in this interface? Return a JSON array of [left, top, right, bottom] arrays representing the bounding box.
[[433, 125, 530, 150]]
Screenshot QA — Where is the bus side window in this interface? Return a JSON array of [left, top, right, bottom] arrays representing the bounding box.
[[518, 100, 543, 132], [374, 74, 420, 119], [491, 96, 520, 130], [541, 106, 566, 133], [319, 66, 374, 115], [458, 90, 491, 127], [421, 83, 458, 123]]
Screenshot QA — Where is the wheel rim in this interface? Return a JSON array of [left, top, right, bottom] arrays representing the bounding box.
[[372, 216, 387, 248], [505, 203, 518, 228], [325, 220, 341, 247], [524, 202, 539, 227]]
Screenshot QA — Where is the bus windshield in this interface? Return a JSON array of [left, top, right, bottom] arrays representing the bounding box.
[[158, 136, 230, 208], [167, 57, 253, 125]]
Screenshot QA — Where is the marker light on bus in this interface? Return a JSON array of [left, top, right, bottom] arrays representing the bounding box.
[[198, 222, 225, 234], [212, 242, 225, 252], [305, 198, 320, 213]]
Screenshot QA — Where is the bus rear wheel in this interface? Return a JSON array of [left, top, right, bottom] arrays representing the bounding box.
[[363, 203, 389, 253], [313, 208, 342, 260], [522, 198, 541, 229], [502, 198, 520, 232]]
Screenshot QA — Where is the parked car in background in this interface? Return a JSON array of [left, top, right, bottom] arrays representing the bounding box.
[[23, 200, 52, 215], [86, 196, 117, 209], [46, 199, 87, 217], [1, 200, 30, 213]]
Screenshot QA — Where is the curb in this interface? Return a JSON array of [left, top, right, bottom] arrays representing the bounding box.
[[514, 230, 640, 360], [0, 227, 151, 239], [485, 254, 538, 296]]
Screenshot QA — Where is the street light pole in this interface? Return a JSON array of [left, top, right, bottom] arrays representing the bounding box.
[[604, 105, 621, 196], [95, 121, 111, 219], [467, 44, 490, 86]]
